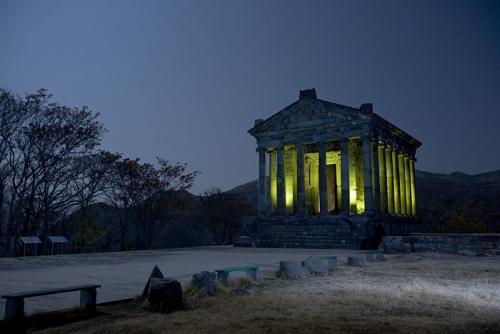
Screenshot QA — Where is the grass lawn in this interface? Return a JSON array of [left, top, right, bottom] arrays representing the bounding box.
[[2, 252, 500, 333]]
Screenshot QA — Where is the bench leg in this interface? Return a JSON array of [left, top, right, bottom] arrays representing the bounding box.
[[80, 288, 97, 312], [247, 269, 258, 282], [376, 253, 385, 260], [217, 272, 229, 282], [327, 258, 338, 268], [4, 298, 24, 321], [366, 253, 375, 261]]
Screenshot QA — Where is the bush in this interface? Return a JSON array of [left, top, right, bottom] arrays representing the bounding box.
[[441, 209, 486, 233]]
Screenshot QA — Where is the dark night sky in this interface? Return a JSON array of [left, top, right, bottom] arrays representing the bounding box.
[[1, 1, 499, 194]]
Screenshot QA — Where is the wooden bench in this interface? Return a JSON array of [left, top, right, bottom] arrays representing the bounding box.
[[366, 250, 384, 260], [1, 284, 101, 321], [215, 265, 259, 282], [319, 256, 338, 268]]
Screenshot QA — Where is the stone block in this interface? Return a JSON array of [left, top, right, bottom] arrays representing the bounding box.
[[147, 277, 183, 313], [279, 260, 307, 279], [302, 254, 328, 275], [347, 257, 365, 267]]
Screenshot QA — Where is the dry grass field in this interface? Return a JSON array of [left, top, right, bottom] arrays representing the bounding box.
[[3, 252, 500, 333]]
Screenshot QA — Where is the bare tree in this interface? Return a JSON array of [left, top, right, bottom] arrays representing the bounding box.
[[0, 88, 106, 254], [194, 187, 254, 245], [130, 158, 199, 249], [105, 156, 199, 250], [104, 155, 141, 251]]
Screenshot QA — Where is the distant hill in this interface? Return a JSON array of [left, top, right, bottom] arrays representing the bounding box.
[[228, 170, 500, 233], [79, 170, 499, 251], [416, 170, 500, 232]]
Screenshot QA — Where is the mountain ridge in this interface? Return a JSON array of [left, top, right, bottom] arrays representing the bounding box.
[[228, 170, 500, 233]]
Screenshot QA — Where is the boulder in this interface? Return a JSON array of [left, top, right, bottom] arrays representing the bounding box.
[[302, 254, 328, 275], [148, 277, 183, 313], [278, 260, 307, 279], [142, 265, 164, 297]]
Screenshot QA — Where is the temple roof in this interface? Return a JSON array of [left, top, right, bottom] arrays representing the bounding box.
[[248, 89, 422, 150]]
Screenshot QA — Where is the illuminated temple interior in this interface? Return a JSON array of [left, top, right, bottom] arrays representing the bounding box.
[[248, 89, 422, 219]]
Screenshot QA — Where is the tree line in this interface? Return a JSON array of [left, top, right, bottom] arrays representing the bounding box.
[[0, 88, 205, 255]]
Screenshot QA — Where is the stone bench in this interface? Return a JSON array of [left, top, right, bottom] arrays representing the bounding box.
[[366, 250, 385, 260], [215, 265, 259, 282], [319, 256, 338, 268], [1, 284, 101, 321]]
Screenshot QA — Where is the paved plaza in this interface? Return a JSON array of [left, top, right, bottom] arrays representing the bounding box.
[[0, 246, 365, 319]]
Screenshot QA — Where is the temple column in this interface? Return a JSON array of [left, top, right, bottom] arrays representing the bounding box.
[[296, 143, 305, 215], [283, 147, 295, 215], [318, 140, 328, 214], [348, 140, 359, 213], [378, 143, 388, 213], [385, 145, 394, 215], [276, 145, 285, 215], [392, 149, 401, 216], [371, 140, 380, 212], [410, 157, 417, 217], [404, 155, 411, 217], [340, 138, 350, 213], [292, 147, 298, 213], [398, 152, 407, 216], [257, 148, 266, 214], [362, 136, 373, 213], [269, 150, 277, 213]]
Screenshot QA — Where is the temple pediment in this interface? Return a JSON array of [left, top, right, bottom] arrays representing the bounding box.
[[248, 98, 372, 137]]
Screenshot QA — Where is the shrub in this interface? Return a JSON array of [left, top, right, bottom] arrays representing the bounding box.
[[441, 209, 486, 233]]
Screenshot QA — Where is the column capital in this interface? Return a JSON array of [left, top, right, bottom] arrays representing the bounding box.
[[339, 137, 349, 145], [256, 147, 267, 153], [294, 141, 304, 149], [361, 134, 372, 142]]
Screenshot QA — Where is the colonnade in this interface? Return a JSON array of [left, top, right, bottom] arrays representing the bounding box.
[[257, 136, 417, 217]]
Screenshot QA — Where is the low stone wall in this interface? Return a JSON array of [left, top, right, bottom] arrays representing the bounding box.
[[236, 213, 421, 249], [382, 233, 500, 254], [238, 215, 367, 249]]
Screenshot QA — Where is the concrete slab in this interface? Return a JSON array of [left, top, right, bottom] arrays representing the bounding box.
[[0, 246, 364, 319]]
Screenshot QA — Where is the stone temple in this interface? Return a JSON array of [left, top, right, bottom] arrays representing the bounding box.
[[242, 88, 422, 249]]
